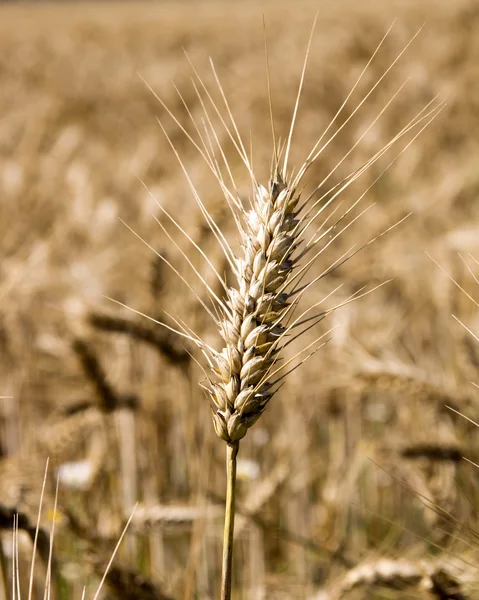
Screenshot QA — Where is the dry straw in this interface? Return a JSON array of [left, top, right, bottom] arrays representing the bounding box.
[[111, 19, 443, 599]]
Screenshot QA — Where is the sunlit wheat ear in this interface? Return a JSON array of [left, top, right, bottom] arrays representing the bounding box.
[[209, 173, 306, 442], [125, 24, 443, 598], [130, 30, 444, 449], [200, 110, 442, 445]]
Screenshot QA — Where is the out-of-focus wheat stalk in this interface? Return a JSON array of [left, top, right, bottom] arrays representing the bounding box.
[[108, 21, 443, 598], [88, 311, 192, 369]]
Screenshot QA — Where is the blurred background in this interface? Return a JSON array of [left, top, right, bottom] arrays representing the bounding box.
[[1, 1, 479, 598]]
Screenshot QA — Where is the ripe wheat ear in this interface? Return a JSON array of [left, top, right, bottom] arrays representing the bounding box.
[[110, 22, 443, 599]]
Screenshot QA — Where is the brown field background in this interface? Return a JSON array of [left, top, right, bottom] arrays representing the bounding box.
[[1, 1, 479, 598]]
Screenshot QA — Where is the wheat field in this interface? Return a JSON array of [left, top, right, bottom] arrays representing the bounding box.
[[1, 1, 479, 598]]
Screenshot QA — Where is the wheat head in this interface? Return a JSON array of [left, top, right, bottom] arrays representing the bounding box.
[[114, 29, 443, 449], [210, 173, 302, 443]]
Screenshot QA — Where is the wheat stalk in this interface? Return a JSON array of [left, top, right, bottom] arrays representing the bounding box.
[[108, 21, 444, 598]]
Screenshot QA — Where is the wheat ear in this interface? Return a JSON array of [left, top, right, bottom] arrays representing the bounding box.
[[114, 21, 445, 598], [210, 173, 304, 444], [204, 70, 441, 600]]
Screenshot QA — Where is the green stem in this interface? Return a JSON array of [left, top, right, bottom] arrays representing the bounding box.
[[220, 441, 239, 600]]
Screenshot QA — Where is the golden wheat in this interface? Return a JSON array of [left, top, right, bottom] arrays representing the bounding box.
[[2, 2, 479, 597]]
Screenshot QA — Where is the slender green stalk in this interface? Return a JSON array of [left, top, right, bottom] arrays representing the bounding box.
[[221, 441, 239, 600]]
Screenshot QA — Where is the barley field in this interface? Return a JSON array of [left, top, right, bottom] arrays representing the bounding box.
[[1, 1, 479, 598]]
